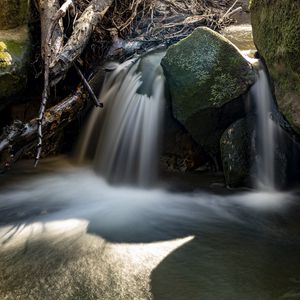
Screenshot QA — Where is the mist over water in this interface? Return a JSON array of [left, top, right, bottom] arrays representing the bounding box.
[[0, 162, 297, 244]]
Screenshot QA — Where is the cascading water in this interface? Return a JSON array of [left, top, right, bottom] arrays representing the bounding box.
[[250, 64, 277, 190], [78, 51, 166, 186], [1, 50, 300, 300]]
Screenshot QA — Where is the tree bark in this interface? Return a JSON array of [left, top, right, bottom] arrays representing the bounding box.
[[38, 0, 64, 61], [49, 0, 113, 86]]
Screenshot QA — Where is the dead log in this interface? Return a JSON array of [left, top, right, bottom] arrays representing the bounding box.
[[38, 0, 64, 61], [0, 87, 88, 172], [49, 0, 113, 86], [36, 0, 75, 165]]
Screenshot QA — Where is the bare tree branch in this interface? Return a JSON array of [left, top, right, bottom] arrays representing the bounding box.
[[49, 0, 113, 86], [35, 0, 76, 166]]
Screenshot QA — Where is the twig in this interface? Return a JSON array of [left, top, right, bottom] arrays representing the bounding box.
[[73, 62, 103, 107], [226, 7, 242, 19], [219, 0, 238, 22]]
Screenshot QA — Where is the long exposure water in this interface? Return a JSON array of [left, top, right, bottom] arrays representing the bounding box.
[[0, 52, 300, 299], [78, 51, 165, 186], [251, 66, 277, 190], [0, 159, 300, 299]]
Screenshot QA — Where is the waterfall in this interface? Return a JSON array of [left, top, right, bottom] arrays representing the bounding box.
[[250, 66, 276, 190], [77, 51, 166, 186]]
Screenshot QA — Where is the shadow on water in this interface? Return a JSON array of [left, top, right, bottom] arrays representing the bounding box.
[[151, 233, 300, 300]]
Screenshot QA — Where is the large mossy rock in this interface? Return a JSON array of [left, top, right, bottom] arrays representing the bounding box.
[[0, 26, 30, 107], [161, 27, 255, 154], [251, 0, 300, 134]]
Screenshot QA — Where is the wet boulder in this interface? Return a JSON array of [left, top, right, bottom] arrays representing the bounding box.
[[220, 117, 254, 188], [251, 0, 300, 134], [221, 115, 300, 189], [161, 27, 255, 155]]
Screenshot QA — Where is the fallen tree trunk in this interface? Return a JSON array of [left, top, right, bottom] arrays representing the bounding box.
[[0, 87, 87, 172]]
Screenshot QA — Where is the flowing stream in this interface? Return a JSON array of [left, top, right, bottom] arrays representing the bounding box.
[[78, 51, 165, 186], [0, 52, 299, 299], [251, 66, 276, 189]]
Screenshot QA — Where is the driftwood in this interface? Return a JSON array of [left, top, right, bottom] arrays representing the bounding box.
[[0, 87, 87, 172], [38, 0, 64, 61]]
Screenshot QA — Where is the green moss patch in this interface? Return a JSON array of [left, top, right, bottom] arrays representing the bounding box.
[[161, 27, 255, 153], [0, 27, 30, 100], [251, 0, 300, 133]]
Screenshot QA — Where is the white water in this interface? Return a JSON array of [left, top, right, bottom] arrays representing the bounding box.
[[78, 52, 165, 186], [0, 165, 294, 242], [1, 52, 299, 300], [251, 67, 276, 190]]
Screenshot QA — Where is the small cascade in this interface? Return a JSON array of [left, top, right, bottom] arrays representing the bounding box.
[[77, 51, 166, 186], [250, 65, 277, 190]]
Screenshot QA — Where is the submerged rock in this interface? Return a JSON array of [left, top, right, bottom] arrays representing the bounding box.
[[251, 0, 300, 134], [161, 27, 255, 154]]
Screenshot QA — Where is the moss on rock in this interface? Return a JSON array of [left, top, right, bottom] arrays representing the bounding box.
[[251, 0, 300, 133], [0, 42, 12, 68], [0, 26, 30, 102], [161, 27, 255, 153], [0, 0, 29, 30]]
